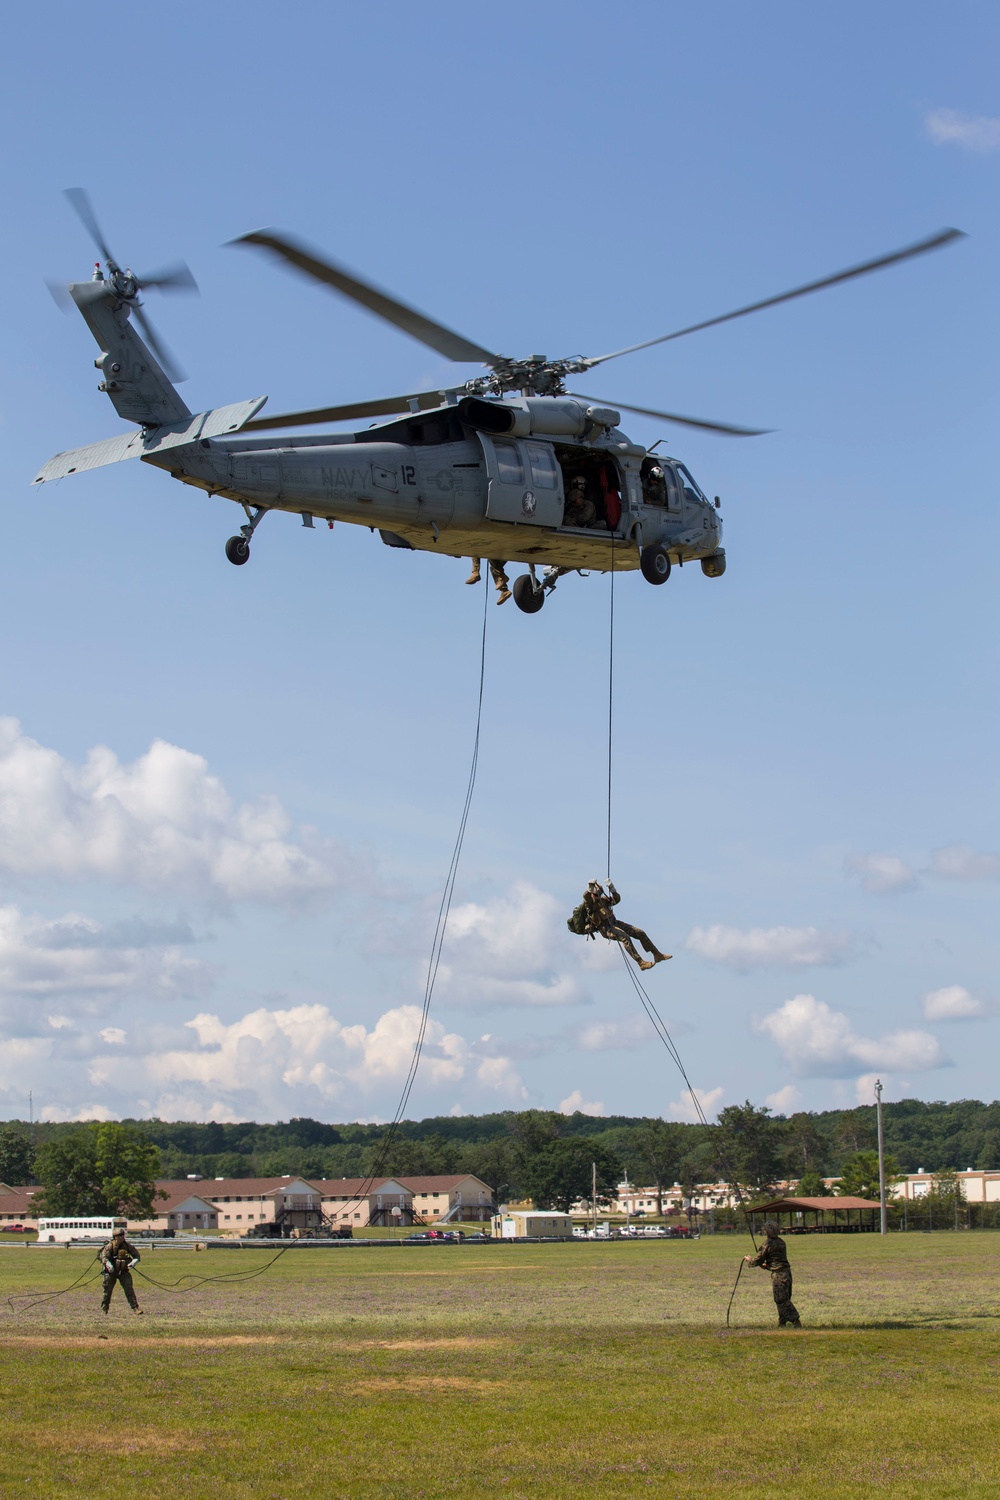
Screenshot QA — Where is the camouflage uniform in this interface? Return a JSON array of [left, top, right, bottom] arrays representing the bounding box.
[[747, 1226, 801, 1326], [100, 1233, 143, 1315], [568, 881, 670, 972]]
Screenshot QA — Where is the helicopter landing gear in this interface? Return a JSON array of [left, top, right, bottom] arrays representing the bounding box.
[[701, 549, 726, 578], [513, 573, 545, 614], [640, 544, 671, 585], [225, 505, 269, 566]]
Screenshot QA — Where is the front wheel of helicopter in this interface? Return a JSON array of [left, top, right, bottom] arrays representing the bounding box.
[[640, 545, 671, 585], [512, 574, 545, 614], [225, 536, 251, 566]]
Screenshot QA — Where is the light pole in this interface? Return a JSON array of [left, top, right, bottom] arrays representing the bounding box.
[[875, 1078, 887, 1236]]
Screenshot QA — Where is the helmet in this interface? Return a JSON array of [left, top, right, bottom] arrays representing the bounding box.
[[571, 476, 586, 488], [649, 465, 664, 480], [763, 1220, 780, 1237]]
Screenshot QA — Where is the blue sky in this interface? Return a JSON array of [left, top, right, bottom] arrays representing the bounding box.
[[0, 1, 996, 1125]]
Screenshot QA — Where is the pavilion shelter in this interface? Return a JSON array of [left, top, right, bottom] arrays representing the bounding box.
[[748, 1196, 882, 1234]]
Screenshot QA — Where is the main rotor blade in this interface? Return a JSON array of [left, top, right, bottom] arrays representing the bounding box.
[[131, 303, 186, 384], [582, 228, 966, 370], [231, 229, 502, 367], [137, 261, 199, 294], [568, 393, 769, 438], [64, 187, 116, 266], [243, 388, 456, 432]]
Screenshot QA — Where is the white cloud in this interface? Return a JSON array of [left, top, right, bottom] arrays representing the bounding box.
[[39, 1103, 119, 1122], [437, 882, 583, 1008], [79, 1000, 529, 1120], [930, 844, 1000, 882], [558, 1089, 606, 1116], [573, 1015, 655, 1052], [922, 985, 989, 1022], [0, 904, 212, 1027], [686, 924, 853, 970], [0, 718, 352, 903], [848, 853, 919, 893], [926, 108, 1000, 153], [757, 994, 948, 1078], [765, 1084, 802, 1113], [666, 1085, 724, 1124], [99, 1027, 127, 1044]]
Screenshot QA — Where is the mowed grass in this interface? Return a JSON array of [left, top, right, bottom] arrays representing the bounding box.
[[2, 1233, 1000, 1498]]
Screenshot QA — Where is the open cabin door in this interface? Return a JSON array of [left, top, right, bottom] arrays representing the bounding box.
[[479, 435, 564, 526]]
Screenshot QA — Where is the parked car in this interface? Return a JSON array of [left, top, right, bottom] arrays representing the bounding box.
[[1, 1224, 26, 1233]]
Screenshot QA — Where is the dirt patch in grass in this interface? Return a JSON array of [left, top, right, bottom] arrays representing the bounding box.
[[14, 1425, 213, 1455]]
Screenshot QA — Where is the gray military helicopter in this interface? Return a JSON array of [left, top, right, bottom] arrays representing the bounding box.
[[35, 192, 962, 614]]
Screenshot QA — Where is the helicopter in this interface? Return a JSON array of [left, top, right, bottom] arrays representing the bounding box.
[[35, 193, 963, 614]]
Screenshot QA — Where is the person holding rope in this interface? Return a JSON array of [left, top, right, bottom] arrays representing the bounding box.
[[567, 879, 670, 972], [744, 1221, 802, 1328], [100, 1226, 143, 1317]]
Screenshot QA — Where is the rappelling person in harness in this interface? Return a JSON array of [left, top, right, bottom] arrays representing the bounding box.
[[567, 880, 671, 972], [100, 1225, 143, 1316]]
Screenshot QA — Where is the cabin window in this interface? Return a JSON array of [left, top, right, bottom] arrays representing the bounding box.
[[525, 443, 558, 490], [494, 441, 523, 485], [675, 463, 705, 504]]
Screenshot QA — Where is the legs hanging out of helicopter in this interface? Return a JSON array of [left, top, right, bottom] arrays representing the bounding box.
[[466, 558, 511, 605], [225, 505, 269, 566]]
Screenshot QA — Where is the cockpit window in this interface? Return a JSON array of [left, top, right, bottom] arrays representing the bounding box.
[[494, 440, 523, 485], [676, 463, 705, 504], [525, 443, 558, 490]]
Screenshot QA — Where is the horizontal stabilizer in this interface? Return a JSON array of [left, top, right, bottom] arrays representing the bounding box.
[[33, 398, 268, 485]]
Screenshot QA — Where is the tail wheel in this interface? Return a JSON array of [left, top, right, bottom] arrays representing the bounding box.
[[640, 545, 671, 585], [225, 536, 250, 566], [512, 574, 545, 614]]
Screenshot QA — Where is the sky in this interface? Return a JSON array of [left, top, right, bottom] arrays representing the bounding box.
[[0, 1, 997, 1127]]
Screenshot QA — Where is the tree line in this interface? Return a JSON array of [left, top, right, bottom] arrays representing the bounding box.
[[3, 1097, 1000, 1219]]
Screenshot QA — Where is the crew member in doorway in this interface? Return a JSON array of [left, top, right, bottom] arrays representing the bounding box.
[[465, 559, 512, 605], [100, 1226, 143, 1317], [563, 476, 599, 528], [744, 1221, 802, 1328], [567, 880, 670, 971]]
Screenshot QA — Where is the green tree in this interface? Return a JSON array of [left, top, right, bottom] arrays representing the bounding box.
[[633, 1120, 685, 1215], [35, 1123, 164, 1219], [795, 1168, 831, 1197], [835, 1149, 900, 1201], [522, 1137, 619, 1214], [0, 1125, 35, 1185], [716, 1102, 783, 1196], [783, 1113, 828, 1177]]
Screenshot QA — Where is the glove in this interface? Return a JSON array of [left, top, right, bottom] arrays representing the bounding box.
[[128, 1259, 137, 1268]]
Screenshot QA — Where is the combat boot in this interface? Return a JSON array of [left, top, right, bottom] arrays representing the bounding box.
[[465, 565, 481, 585], [496, 586, 512, 605]]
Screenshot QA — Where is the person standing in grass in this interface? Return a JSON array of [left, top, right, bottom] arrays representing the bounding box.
[[744, 1221, 802, 1327], [100, 1226, 144, 1316]]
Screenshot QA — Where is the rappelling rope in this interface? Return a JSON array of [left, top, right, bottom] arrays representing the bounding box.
[[601, 542, 756, 1323]]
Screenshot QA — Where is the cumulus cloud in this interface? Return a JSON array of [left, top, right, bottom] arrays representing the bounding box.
[[79, 1000, 529, 1120], [765, 1084, 802, 1113], [686, 924, 853, 971], [666, 1085, 724, 1124], [926, 108, 1000, 152], [848, 853, 920, 893], [437, 881, 583, 1008], [757, 994, 948, 1078], [930, 844, 1000, 882], [922, 985, 990, 1022], [572, 1015, 658, 1052], [558, 1089, 605, 1116], [0, 718, 352, 903], [0, 904, 212, 1030]]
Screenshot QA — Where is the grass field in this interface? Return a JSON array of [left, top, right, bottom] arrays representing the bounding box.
[[3, 1232, 999, 1498]]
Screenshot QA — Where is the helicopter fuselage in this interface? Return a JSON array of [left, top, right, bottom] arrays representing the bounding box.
[[148, 395, 725, 575]]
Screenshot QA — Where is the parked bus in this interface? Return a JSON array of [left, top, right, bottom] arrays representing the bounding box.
[[37, 1216, 126, 1244]]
